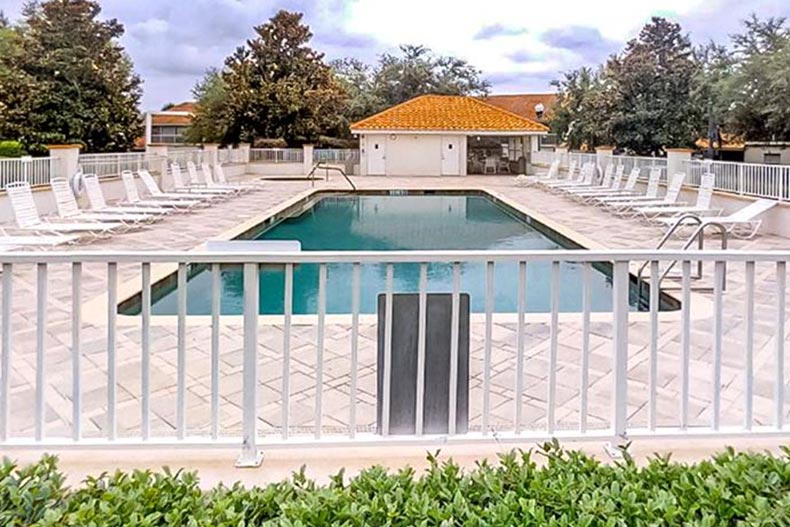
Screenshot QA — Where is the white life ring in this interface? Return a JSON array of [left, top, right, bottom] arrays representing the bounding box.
[[70, 172, 85, 196]]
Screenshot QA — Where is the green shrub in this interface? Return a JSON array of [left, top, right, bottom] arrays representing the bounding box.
[[4, 442, 790, 526], [0, 140, 26, 158]]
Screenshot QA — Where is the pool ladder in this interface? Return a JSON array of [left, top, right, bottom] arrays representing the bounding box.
[[636, 214, 729, 296], [307, 162, 357, 191]]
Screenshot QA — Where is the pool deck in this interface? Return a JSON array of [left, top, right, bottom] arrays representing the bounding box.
[[2, 173, 789, 485]]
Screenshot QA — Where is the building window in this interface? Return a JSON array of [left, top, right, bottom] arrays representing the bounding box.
[[151, 125, 187, 144], [764, 153, 781, 165]]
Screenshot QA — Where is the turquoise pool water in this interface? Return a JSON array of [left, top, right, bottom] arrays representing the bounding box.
[[122, 194, 668, 315]]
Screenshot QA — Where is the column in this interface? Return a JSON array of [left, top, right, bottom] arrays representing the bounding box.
[[203, 144, 219, 166], [666, 148, 693, 179], [596, 145, 615, 175], [47, 144, 82, 179], [302, 144, 314, 175]]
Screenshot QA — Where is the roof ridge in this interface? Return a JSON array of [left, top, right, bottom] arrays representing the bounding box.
[[350, 94, 435, 129], [470, 97, 549, 131]]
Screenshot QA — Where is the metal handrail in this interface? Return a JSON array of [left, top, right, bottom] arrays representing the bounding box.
[[308, 161, 356, 191], [637, 214, 729, 295]]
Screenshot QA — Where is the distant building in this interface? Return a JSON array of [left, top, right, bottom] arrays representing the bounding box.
[[743, 141, 790, 165], [482, 93, 558, 150], [138, 102, 196, 148]]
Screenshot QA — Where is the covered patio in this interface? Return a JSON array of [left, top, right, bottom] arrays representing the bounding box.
[[466, 135, 530, 175]]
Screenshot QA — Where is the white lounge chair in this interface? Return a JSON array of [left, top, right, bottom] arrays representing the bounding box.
[[633, 173, 720, 221], [565, 164, 623, 198], [576, 167, 641, 202], [0, 227, 79, 247], [659, 198, 777, 239], [593, 167, 662, 206], [515, 160, 559, 187], [608, 172, 686, 214], [200, 163, 243, 195], [537, 160, 577, 188], [543, 162, 596, 190], [50, 177, 151, 229], [83, 174, 170, 217], [136, 170, 210, 205], [121, 171, 198, 210], [6, 181, 122, 239], [214, 163, 260, 192], [181, 163, 233, 197]]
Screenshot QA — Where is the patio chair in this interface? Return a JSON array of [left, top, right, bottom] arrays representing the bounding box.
[[83, 174, 170, 218], [121, 171, 199, 210], [181, 163, 234, 197], [484, 157, 497, 174], [564, 164, 624, 198], [593, 168, 663, 207], [6, 181, 122, 239], [515, 159, 559, 187], [534, 160, 576, 188], [200, 163, 243, 195], [50, 177, 151, 229], [137, 170, 212, 205], [214, 163, 260, 192], [0, 226, 79, 247], [633, 173, 721, 222], [543, 162, 596, 191], [658, 198, 777, 239], [609, 172, 687, 215], [574, 167, 641, 203]]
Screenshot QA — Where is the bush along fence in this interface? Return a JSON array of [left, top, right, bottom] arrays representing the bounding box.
[[3, 443, 789, 526]]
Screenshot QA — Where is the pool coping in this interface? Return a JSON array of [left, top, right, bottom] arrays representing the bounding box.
[[82, 186, 710, 326]]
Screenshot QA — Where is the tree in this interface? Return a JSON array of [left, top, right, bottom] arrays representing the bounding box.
[[0, 0, 143, 153], [603, 18, 703, 155], [184, 69, 232, 144], [215, 10, 347, 144], [0, 11, 9, 28], [550, 67, 612, 150], [719, 16, 790, 141], [330, 57, 384, 128]]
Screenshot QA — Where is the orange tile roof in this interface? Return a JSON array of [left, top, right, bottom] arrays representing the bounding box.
[[351, 95, 549, 132], [695, 133, 745, 152], [482, 93, 557, 122], [152, 102, 196, 126]]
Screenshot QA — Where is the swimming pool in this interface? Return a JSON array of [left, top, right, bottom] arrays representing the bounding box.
[[120, 192, 674, 315]]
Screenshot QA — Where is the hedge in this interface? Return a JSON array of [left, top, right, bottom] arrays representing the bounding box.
[[2, 442, 789, 526], [0, 140, 26, 158]]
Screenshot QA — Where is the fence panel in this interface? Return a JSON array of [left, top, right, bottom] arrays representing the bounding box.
[[78, 153, 161, 179], [250, 148, 303, 163], [0, 157, 55, 189], [683, 159, 790, 200], [313, 149, 359, 163]]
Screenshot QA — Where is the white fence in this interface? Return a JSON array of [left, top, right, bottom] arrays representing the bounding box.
[[167, 149, 205, 169], [0, 249, 786, 462], [78, 152, 162, 179], [683, 159, 790, 200], [0, 157, 56, 189], [250, 148, 303, 163], [313, 149, 359, 163]]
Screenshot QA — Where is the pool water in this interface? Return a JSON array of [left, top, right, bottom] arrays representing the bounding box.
[[123, 194, 668, 315]]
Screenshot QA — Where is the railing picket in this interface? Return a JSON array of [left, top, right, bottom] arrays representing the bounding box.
[[141, 263, 151, 440], [176, 262, 187, 439], [547, 261, 560, 433], [315, 263, 326, 439], [1, 264, 12, 441], [612, 261, 629, 440], [416, 263, 428, 436], [381, 264, 393, 436], [107, 263, 118, 441], [71, 263, 82, 441], [349, 263, 359, 438], [745, 261, 755, 429], [237, 263, 260, 467], [211, 263, 221, 440], [449, 263, 461, 436], [775, 262, 785, 429], [680, 260, 691, 429], [649, 261, 659, 430], [483, 261, 494, 435], [712, 261, 724, 430], [283, 263, 293, 440], [579, 262, 591, 433], [35, 263, 47, 442], [515, 261, 526, 433]]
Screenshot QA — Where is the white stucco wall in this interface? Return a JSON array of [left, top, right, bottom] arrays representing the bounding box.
[[359, 133, 462, 176]]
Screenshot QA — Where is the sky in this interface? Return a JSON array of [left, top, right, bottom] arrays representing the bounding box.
[[1, 0, 790, 111]]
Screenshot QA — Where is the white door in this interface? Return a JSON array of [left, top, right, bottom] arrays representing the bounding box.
[[367, 139, 386, 175], [441, 137, 460, 175]]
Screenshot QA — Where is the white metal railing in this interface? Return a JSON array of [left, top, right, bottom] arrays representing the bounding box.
[[683, 159, 790, 200], [0, 249, 786, 462], [313, 149, 359, 163], [167, 149, 204, 169], [250, 148, 303, 163], [0, 157, 56, 189], [78, 152, 161, 179]]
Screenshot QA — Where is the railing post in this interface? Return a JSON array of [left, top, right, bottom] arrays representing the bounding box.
[[236, 262, 263, 467], [738, 163, 744, 196], [611, 260, 629, 444]]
